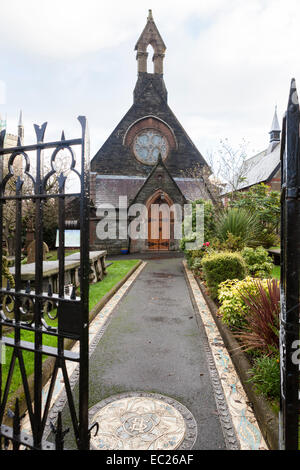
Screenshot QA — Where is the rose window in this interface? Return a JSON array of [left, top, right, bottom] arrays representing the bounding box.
[[133, 130, 168, 165]]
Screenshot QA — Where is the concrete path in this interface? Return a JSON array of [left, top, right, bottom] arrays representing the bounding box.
[[61, 258, 230, 449]]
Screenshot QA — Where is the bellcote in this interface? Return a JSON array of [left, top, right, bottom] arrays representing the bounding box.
[[135, 10, 166, 75]]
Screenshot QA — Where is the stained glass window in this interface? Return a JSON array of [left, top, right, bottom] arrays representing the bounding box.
[[133, 130, 168, 165]]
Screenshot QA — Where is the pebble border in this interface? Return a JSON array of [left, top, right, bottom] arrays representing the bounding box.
[[183, 260, 268, 450]]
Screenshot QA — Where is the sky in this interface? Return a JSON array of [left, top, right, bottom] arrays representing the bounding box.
[[0, 0, 300, 166]]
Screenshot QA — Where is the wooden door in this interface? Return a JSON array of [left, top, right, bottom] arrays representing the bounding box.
[[148, 196, 170, 251]]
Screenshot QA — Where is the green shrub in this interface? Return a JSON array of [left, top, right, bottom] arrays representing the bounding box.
[[185, 243, 211, 270], [202, 251, 247, 299], [216, 208, 260, 247], [218, 277, 262, 329], [229, 183, 280, 249], [210, 233, 245, 252], [248, 355, 280, 400], [191, 257, 202, 276], [241, 246, 273, 278], [180, 199, 216, 252]]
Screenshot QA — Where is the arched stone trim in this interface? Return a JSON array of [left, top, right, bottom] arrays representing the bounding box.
[[123, 116, 178, 152], [146, 188, 174, 209]]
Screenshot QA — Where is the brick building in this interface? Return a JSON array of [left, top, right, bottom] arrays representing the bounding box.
[[90, 11, 211, 254]]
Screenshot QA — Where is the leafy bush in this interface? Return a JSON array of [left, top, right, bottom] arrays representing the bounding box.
[[229, 183, 280, 248], [210, 233, 245, 252], [241, 246, 273, 278], [202, 251, 247, 299], [235, 278, 280, 355], [215, 208, 260, 247], [218, 277, 262, 329], [218, 278, 280, 346], [185, 243, 211, 269], [180, 199, 216, 252], [191, 257, 202, 276], [248, 355, 280, 400]]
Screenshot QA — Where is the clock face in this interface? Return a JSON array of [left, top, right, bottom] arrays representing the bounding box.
[[133, 130, 168, 165]]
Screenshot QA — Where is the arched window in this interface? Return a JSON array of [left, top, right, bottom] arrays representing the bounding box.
[[146, 44, 155, 74]]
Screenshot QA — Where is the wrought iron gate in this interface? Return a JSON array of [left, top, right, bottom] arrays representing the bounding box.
[[0, 116, 90, 450], [280, 79, 300, 450]]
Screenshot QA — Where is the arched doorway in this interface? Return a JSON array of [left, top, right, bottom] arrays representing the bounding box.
[[147, 191, 173, 251]]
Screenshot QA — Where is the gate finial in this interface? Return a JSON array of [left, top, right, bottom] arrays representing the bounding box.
[[18, 110, 24, 146], [288, 78, 299, 110]]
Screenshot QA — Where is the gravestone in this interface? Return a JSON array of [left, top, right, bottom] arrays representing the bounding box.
[[27, 240, 49, 264]]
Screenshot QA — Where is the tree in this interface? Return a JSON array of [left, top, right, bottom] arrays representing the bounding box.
[[207, 138, 253, 198], [180, 162, 223, 209], [2, 152, 71, 254], [228, 183, 280, 248]]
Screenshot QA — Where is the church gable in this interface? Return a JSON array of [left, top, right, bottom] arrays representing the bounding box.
[[132, 156, 186, 207], [91, 11, 209, 179], [91, 80, 208, 177]]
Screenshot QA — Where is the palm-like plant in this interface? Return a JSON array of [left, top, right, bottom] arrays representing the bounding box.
[[216, 208, 261, 247]]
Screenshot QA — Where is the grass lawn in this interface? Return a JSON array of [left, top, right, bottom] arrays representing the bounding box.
[[1, 259, 140, 403], [272, 265, 280, 280], [89, 259, 139, 310]]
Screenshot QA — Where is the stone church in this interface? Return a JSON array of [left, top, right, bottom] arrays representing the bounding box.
[[89, 11, 211, 254]]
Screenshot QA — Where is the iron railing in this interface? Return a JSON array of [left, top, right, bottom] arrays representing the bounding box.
[[0, 116, 90, 450], [279, 79, 300, 450]]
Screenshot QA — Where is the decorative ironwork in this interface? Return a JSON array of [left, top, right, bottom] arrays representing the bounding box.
[[0, 116, 90, 450], [279, 79, 300, 450]]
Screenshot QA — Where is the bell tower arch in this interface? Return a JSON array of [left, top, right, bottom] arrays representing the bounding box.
[[135, 10, 166, 75]]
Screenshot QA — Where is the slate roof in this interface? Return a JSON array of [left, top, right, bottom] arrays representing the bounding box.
[[174, 178, 210, 201], [95, 175, 145, 207], [221, 142, 281, 195], [94, 175, 209, 207], [270, 109, 281, 132]]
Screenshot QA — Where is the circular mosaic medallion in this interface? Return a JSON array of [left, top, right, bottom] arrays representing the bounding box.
[[89, 392, 197, 451]]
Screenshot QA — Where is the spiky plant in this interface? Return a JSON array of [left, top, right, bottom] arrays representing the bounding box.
[[235, 278, 280, 355], [216, 208, 261, 247]]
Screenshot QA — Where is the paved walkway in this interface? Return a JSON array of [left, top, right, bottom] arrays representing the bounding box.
[[60, 258, 234, 449]]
